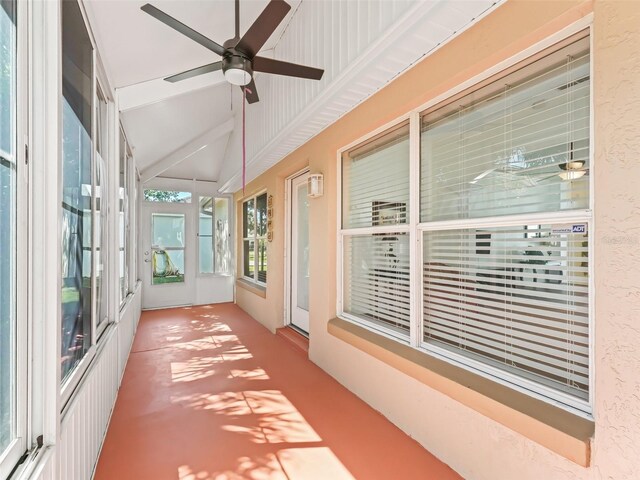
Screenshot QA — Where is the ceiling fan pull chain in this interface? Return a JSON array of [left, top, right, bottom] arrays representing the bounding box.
[[242, 87, 252, 193], [242, 87, 246, 193]]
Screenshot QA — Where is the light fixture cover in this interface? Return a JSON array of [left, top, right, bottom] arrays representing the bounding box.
[[307, 173, 324, 198], [224, 68, 251, 86]]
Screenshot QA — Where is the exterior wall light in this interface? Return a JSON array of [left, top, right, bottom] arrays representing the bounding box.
[[307, 173, 324, 198]]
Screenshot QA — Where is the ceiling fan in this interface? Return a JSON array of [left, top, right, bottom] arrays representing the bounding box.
[[141, 0, 324, 104]]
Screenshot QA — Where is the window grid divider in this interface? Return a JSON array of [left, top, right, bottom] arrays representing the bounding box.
[[409, 111, 421, 348], [418, 209, 591, 232]]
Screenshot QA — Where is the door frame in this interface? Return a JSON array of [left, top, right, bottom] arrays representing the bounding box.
[[284, 167, 310, 331]]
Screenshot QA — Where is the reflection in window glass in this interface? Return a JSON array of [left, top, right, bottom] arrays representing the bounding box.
[[61, 0, 93, 382], [144, 189, 191, 203], [0, 0, 16, 455]]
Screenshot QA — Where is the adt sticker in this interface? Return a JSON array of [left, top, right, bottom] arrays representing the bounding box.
[[551, 224, 588, 234]]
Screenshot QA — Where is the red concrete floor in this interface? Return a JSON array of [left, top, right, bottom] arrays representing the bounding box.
[[94, 303, 461, 480]]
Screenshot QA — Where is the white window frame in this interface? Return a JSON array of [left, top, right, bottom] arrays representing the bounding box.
[[241, 191, 268, 286], [337, 117, 414, 344], [0, 0, 29, 476], [336, 17, 594, 416], [94, 79, 113, 337]]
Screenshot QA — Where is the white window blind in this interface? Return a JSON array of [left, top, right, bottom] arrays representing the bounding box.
[[341, 122, 411, 338], [420, 35, 591, 404], [423, 224, 589, 399], [421, 37, 590, 223], [343, 122, 410, 229], [344, 234, 410, 336]]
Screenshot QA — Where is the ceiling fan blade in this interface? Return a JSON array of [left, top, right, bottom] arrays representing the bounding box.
[[253, 56, 324, 80], [235, 0, 291, 57], [241, 79, 259, 104], [141, 3, 225, 56], [164, 61, 223, 83]]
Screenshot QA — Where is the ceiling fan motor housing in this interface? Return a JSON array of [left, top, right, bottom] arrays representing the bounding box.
[[222, 51, 253, 86]]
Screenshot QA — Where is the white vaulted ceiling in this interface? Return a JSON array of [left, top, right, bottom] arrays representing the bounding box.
[[84, 0, 501, 188], [85, 0, 300, 88]]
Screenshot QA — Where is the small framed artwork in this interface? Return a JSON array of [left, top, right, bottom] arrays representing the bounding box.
[[372, 201, 406, 226]]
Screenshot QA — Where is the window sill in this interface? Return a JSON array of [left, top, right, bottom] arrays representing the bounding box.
[[236, 278, 266, 298], [327, 317, 594, 466]]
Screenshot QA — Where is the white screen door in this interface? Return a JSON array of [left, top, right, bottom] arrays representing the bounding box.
[[141, 203, 194, 309], [290, 173, 310, 332]]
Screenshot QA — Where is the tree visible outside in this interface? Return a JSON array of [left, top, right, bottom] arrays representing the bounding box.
[[144, 189, 191, 203]]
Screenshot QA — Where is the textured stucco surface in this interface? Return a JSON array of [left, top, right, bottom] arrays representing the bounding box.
[[235, 1, 640, 478]]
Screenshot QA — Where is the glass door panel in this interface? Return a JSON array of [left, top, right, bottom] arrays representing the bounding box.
[[152, 213, 185, 285], [296, 182, 310, 311]]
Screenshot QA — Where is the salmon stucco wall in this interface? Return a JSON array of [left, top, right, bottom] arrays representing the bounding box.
[[234, 1, 640, 478]]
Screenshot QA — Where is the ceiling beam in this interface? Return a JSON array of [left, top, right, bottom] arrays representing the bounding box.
[[117, 71, 227, 112], [140, 118, 234, 183]]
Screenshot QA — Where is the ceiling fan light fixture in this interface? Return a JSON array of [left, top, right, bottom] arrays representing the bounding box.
[[142, 0, 323, 104], [559, 160, 585, 171], [559, 169, 587, 181], [225, 68, 252, 86], [222, 55, 253, 86]]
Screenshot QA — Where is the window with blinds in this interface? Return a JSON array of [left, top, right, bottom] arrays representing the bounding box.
[[341, 122, 411, 338], [423, 224, 589, 399], [421, 34, 591, 406], [421, 36, 590, 223], [338, 33, 592, 410], [342, 122, 410, 229]]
